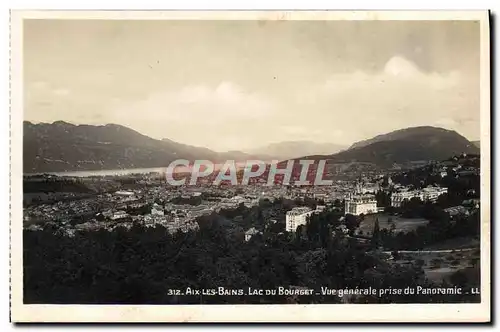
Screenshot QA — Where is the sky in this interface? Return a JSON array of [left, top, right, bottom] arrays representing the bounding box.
[[24, 19, 480, 152]]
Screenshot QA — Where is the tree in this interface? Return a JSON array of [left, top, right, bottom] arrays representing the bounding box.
[[344, 214, 359, 234], [449, 270, 468, 288], [24, 197, 463, 305], [375, 190, 391, 208], [415, 259, 425, 268], [371, 219, 381, 249], [333, 199, 343, 208], [469, 257, 480, 268], [257, 208, 265, 225]]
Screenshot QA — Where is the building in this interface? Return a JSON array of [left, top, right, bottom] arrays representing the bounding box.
[[391, 190, 418, 208], [286, 207, 313, 232], [151, 203, 164, 216], [115, 190, 135, 197], [245, 227, 260, 241], [421, 186, 448, 201], [444, 205, 470, 217], [462, 199, 480, 209], [391, 186, 448, 207], [315, 205, 326, 212], [345, 194, 377, 216], [387, 176, 393, 186], [110, 210, 128, 221], [356, 182, 380, 194]]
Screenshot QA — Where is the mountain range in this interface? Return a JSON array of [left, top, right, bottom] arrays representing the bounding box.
[[24, 121, 258, 173], [23, 121, 479, 173], [248, 141, 345, 161], [302, 126, 479, 167], [23, 121, 342, 173]]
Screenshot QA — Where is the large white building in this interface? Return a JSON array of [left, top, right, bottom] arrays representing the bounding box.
[[344, 194, 377, 216], [390, 190, 416, 208], [355, 182, 380, 194], [391, 186, 448, 207], [421, 186, 448, 201], [286, 207, 314, 232]]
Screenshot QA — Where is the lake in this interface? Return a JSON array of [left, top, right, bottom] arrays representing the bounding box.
[[25, 162, 249, 178]]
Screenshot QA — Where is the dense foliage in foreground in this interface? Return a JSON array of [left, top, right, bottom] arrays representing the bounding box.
[[24, 211, 479, 304]]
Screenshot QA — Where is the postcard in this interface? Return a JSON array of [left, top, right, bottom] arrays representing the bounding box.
[[10, 10, 491, 323]]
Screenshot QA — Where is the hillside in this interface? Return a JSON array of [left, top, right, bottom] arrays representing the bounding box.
[[304, 126, 479, 167], [349, 126, 470, 150], [23, 121, 258, 173]]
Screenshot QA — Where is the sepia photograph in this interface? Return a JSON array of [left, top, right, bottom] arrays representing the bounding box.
[[10, 10, 491, 322]]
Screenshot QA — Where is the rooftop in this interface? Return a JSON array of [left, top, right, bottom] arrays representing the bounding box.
[[286, 207, 313, 216], [245, 227, 260, 235]]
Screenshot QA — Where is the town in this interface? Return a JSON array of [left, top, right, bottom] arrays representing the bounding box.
[[16, 13, 488, 323], [23, 152, 481, 305], [23, 153, 480, 303], [24, 153, 480, 242]]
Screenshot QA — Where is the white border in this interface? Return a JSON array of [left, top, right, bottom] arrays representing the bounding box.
[[9, 10, 491, 323]]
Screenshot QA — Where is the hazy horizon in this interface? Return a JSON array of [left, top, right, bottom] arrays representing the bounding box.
[[24, 19, 480, 151]]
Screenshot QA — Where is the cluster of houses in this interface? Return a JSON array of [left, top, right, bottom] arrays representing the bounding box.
[[390, 186, 449, 208]]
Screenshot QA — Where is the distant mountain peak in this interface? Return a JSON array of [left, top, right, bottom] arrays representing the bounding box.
[[52, 120, 74, 126], [349, 126, 460, 150], [248, 140, 346, 161], [23, 121, 270, 173], [104, 123, 127, 129], [302, 125, 479, 167]]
